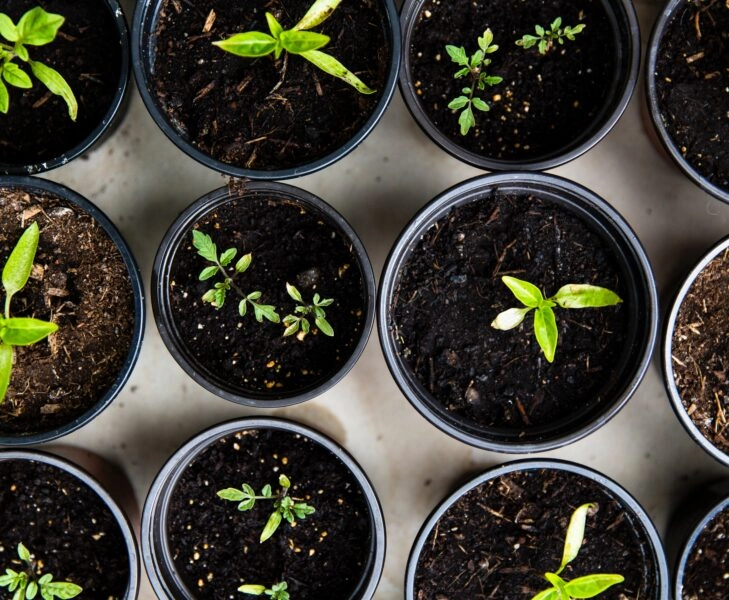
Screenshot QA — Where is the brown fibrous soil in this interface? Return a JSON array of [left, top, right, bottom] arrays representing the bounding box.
[[681, 503, 729, 599]]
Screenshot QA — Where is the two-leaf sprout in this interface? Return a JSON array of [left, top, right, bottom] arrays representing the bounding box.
[[531, 503, 623, 600], [0, 7, 77, 119], [239, 581, 289, 599], [213, 0, 374, 94], [0, 222, 58, 404], [0, 543, 82, 600], [491, 275, 622, 363], [517, 17, 586, 55]]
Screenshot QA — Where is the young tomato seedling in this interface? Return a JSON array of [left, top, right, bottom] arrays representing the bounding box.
[[0, 6, 78, 119], [516, 17, 586, 55], [282, 283, 334, 339], [213, 0, 374, 94], [0, 222, 58, 404], [491, 275, 622, 363], [192, 230, 280, 324], [217, 474, 316, 543], [0, 542, 82, 600], [531, 503, 624, 600], [445, 28, 503, 136], [239, 580, 289, 599]]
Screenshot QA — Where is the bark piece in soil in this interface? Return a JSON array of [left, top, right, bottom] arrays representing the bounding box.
[[166, 428, 373, 599], [681, 503, 729, 599]]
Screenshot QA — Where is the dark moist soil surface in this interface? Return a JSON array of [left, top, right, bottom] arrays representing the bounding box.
[[414, 468, 658, 599], [167, 428, 373, 599], [0, 458, 130, 597], [672, 248, 729, 453], [0, 187, 134, 436], [151, 0, 390, 171], [681, 503, 729, 599], [168, 191, 368, 398], [0, 0, 122, 168], [391, 191, 628, 433], [654, 0, 729, 192], [410, 0, 615, 161]]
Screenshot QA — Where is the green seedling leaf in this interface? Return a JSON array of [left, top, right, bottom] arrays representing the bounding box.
[[17, 7, 64, 46], [0, 344, 12, 404], [239, 584, 267, 595], [552, 284, 622, 309], [557, 503, 595, 574], [0, 14, 19, 42], [3, 222, 39, 307], [295, 0, 342, 30], [0, 80, 8, 114], [219, 248, 237, 267], [279, 474, 291, 489], [448, 96, 468, 110], [534, 306, 557, 363], [280, 29, 329, 54], [532, 589, 560, 600], [1, 318, 57, 346], [502, 275, 544, 307], [26, 581, 38, 599], [445, 44, 469, 66], [563, 574, 625, 598], [29, 60, 77, 120], [458, 105, 475, 135], [199, 265, 219, 281], [3, 63, 32, 88], [17, 544, 30, 563], [286, 283, 303, 303], [491, 306, 531, 330], [217, 488, 247, 502], [235, 253, 252, 273], [471, 97, 489, 112], [253, 303, 280, 323], [315, 316, 333, 336], [260, 509, 282, 542], [300, 49, 375, 94], [266, 12, 283, 39], [213, 32, 277, 57]]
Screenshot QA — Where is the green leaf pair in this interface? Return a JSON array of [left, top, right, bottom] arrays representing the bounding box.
[[516, 17, 586, 55], [0, 543, 82, 600], [282, 282, 334, 338], [0, 7, 78, 119], [239, 580, 289, 599], [491, 275, 622, 363], [213, 0, 374, 94]]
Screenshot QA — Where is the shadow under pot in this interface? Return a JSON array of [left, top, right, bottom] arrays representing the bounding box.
[[378, 172, 658, 452], [399, 0, 639, 170], [141, 417, 386, 599], [0, 176, 145, 445], [152, 182, 375, 406], [0, 449, 139, 598], [131, 0, 400, 179], [662, 235, 729, 467], [405, 459, 669, 599], [646, 0, 729, 204], [0, 0, 130, 175]]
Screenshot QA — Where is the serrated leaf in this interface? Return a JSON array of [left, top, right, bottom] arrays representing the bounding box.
[[0, 14, 19, 42], [445, 44, 468, 66], [29, 60, 76, 120], [39, 581, 82, 599], [37, 574, 52, 585], [316, 297, 333, 307], [219, 248, 237, 266], [254, 304, 280, 323], [534, 306, 557, 363], [557, 503, 596, 573], [235, 253, 252, 273], [552, 284, 622, 309], [17, 7, 64, 46], [458, 105, 475, 135], [471, 97, 489, 112], [300, 49, 375, 94], [213, 288, 226, 308], [0, 79, 8, 113], [2, 63, 32, 88], [293, 503, 315, 518], [286, 283, 303, 303], [3, 222, 39, 302], [551, 17, 562, 32], [213, 31, 277, 57], [0, 345, 11, 405], [260, 510, 282, 542], [453, 67, 470, 78], [315, 316, 333, 336], [535, 24, 545, 36], [1, 317, 57, 346], [469, 49, 484, 69], [484, 75, 503, 86], [491, 306, 531, 330], [564, 574, 624, 598], [192, 230, 217, 262]]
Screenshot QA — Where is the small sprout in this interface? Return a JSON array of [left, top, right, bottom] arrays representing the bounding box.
[[282, 283, 334, 338], [491, 275, 622, 363], [239, 581, 289, 599], [445, 28, 503, 135], [516, 17, 586, 55], [531, 503, 624, 600], [0, 7, 78, 119], [0, 543, 82, 600], [0, 222, 58, 404], [213, 0, 374, 94], [217, 474, 316, 543], [192, 230, 280, 323]]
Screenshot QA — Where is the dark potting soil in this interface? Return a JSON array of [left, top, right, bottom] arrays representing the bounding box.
[[391, 191, 628, 432], [0, 458, 130, 597], [151, 0, 390, 171], [681, 503, 729, 599], [654, 0, 729, 192], [166, 428, 373, 599], [0, 0, 123, 167], [409, 0, 615, 161], [168, 192, 368, 398], [0, 187, 134, 435], [672, 249, 729, 453], [414, 468, 658, 599]]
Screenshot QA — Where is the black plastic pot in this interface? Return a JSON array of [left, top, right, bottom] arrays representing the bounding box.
[[141, 417, 386, 599], [0, 0, 130, 176], [662, 235, 729, 468], [152, 181, 375, 407], [399, 0, 639, 170], [405, 459, 669, 599], [131, 0, 400, 180], [0, 176, 145, 445], [0, 448, 140, 598], [378, 172, 658, 452], [646, 0, 729, 204]]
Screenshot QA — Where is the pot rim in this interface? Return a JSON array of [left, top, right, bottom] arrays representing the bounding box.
[[141, 416, 386, 599]]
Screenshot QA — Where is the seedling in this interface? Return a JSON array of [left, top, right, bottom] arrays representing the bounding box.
[[531, 503, 624, 600], [491, 275, 622, 363], [516, 17, 586, 55], [445, 28, 503, 136], [239, 581, 289, 599], [282, 283, 334, 338], [192, 230, 280, 323], [217, 474, 316, 543], [213, 0, 374, 94], [0, 6, 78, 119], [0, 222, 58, 404], [0, 543, 82, 600]]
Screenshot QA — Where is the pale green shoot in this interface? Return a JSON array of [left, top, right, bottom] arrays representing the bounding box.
[[239, 581, 289, 599], [516, 17, 586, 55], [0, 543, 82, 600], [282, 283, 334, 339]]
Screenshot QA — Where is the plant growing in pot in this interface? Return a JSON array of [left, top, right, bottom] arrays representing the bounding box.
[[399, 0, 639, 170], [141, 417, 386, 599], [0, 176, 144, 445], [378, 172, 658, 452], [0, 0, 130, 176], [131, 0, 400, 179], [152, 180, 375, 406], [405, 459, 669, 599], [646, 0, 729, 204]]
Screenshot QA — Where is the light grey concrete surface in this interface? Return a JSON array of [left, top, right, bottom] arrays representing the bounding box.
[[31, 1, 729, 597]]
